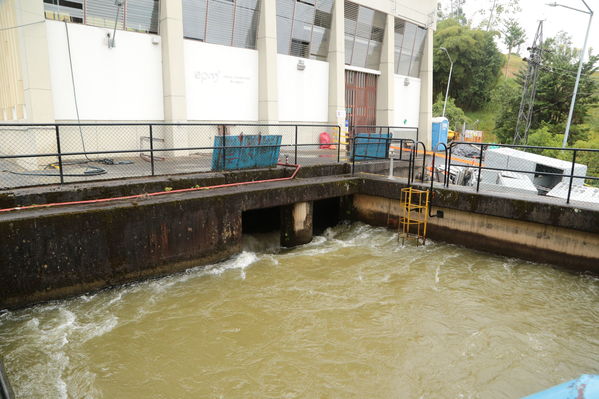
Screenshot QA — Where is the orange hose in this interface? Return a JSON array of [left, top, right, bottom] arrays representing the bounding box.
[[0, 163, 301, 213]]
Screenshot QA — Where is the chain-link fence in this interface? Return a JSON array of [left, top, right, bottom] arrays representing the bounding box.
[[437, 142, 599, 207], [0, 123, 341, 189]]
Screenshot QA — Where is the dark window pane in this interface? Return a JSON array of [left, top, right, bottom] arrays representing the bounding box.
[[277, 15, 292, 53], [205, 0, 234, 46], [344, 34, 354, 64], [316, 0, 333, 13], [310, 25, 329, 59], [314, 9, 331, 29], [276, 0, 294, 18], [365, 40, 381, 69], [183, 0, 207, 40], [294, 1, 315, 24], [86, 0, 125, 29], [290, 38, 310, 58], [126, 0, 159, 33], [292, 19, 312, 42], [352, 36, 368, 67], [232, 5, 259, 48]]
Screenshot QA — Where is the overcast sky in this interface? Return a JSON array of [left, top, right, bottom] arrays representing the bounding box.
[[439, 0, 598, 60]]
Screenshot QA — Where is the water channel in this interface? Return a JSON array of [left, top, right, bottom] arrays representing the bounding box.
[[1, 223, 598, 398]]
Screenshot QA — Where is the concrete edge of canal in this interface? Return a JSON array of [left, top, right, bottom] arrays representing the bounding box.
[[1, 165, 598, 309]]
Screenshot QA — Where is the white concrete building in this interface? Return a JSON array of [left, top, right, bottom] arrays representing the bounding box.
[[1, 0, 438, 150]]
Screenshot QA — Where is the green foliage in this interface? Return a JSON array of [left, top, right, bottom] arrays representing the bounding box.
[[534, 34, 599, 136], [502, 19, 526, 53], [432, 94, 469, 130], [573, 137, 599, 186], [492, 32, 599, 146], [491, 80, 521, 143], [502, 19, 526, 78], [433, 19, 503, 111], [526, 125, 564, 158]]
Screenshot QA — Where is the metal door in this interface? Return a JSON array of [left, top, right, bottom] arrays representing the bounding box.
[[345, 70, 377, 131]]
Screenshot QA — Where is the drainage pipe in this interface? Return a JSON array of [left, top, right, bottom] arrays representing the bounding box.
[[0, 163, 301, 214]]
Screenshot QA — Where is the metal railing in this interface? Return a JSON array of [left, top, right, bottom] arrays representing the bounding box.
[[351, 125, 419, 143], [0, 123, 342, 189], [443, 142, 599, 205]]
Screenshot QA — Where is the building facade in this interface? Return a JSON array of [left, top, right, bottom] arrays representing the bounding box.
[[0, 0, 437, 147]]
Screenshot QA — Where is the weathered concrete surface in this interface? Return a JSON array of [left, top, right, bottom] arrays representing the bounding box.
[[352, 193, 599, 273], [281, 202, 314, 247], [360, 177, 599, 234], [0, 176, 360, 309], [0, 163, 350, 209], [2, 172, 599, 309]]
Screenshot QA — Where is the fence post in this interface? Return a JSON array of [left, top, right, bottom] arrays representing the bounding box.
[[149, 124, 155, 176], [476, 145, 483, 192], [351, 137, 356, 175], [567, 150, 577, 204], [222, 124, 227, 170], [54, 125, 64, 184], [446, 146, 452, 187], [294, 125, 298, 164], [337, 125, 341, 163], [430, 152, 436, 191]]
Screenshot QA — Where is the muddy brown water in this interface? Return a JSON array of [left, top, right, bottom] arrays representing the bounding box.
[[1, 223, 598, 398]]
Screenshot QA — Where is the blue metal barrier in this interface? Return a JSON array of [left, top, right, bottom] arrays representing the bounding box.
[[522, 374, 599, 399], [211, 135, 282, 171]]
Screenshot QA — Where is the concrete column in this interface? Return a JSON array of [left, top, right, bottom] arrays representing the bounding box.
[[418, 27, 433, 149], [159, 0, 188, 153], [14, 0, 54, 123], [327, 0, 345, 128], [281, 201, 314, 247], [376, 14, 395, 126], [257, 0, 278, 123]]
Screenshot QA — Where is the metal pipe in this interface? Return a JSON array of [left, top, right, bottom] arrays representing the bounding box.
[[567, 150, 577, 204], [440, 47, 454, 118]]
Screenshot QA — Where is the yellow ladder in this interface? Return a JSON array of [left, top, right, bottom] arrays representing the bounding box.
[[399, 187, 430, 246]]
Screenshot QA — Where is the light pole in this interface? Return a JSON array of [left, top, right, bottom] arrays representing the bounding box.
[[440, 47, 454, 118], [547, 1, 593, 147]]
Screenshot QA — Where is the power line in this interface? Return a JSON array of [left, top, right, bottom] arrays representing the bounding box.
[[0, 20, 45, 32]]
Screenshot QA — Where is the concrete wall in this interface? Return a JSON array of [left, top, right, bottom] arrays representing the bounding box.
[[354, 0, 437, 27], [277, 54, 329, 123], [393, 74, 421, 128], [0, 0, 25, 121], [184, 40, 259, 122], [46, 21, 164, 121]]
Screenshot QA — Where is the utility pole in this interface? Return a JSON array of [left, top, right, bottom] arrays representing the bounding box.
[[513, 20, 543, 145]]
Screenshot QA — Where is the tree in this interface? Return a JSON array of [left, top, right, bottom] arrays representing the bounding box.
[[493, 32, 599, 145], [433, 19, 503, 111], [475, 0, 521, 31], [432, 94, 470, 131], [502, 19, 526, 78]]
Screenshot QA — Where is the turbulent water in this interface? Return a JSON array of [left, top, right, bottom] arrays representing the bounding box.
[[1, 223, 598, 399]]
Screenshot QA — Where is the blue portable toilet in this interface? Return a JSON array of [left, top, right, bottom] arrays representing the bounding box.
[[431, 117, 449, 151]]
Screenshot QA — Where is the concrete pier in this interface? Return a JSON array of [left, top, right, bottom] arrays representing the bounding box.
[[281, 201, 314, 247]]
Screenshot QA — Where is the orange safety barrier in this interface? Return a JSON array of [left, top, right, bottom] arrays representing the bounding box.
[[389, 145, 482, 167]]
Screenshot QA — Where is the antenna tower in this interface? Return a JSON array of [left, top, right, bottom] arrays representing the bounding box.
[[513, 20, 544, 144]]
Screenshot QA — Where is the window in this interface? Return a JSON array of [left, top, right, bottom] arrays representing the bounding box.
[[276, 0, 333, 61], [344, 1, 385, 69], [182, 0, 260, 50], [43, 0, 159, 34], [394, 18, 427, 78]]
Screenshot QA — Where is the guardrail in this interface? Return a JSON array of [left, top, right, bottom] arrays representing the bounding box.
[[446, 142, 599, 205], [0, 123, 341, 189]]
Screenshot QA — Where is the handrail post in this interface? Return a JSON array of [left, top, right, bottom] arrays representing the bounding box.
[[149, 124, 155, 176], [446, 145, 452, 187], [222, 124, 227, 170], [567, 149, 577, 204], [351, 137, 356, 175], [430, 151, 436, 191], [476, 144, 483, 192], [419, 142, 426, 183], [337, 125, 341, 163], [55, 124, 64, 184], [294, 125, 298, 164]]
